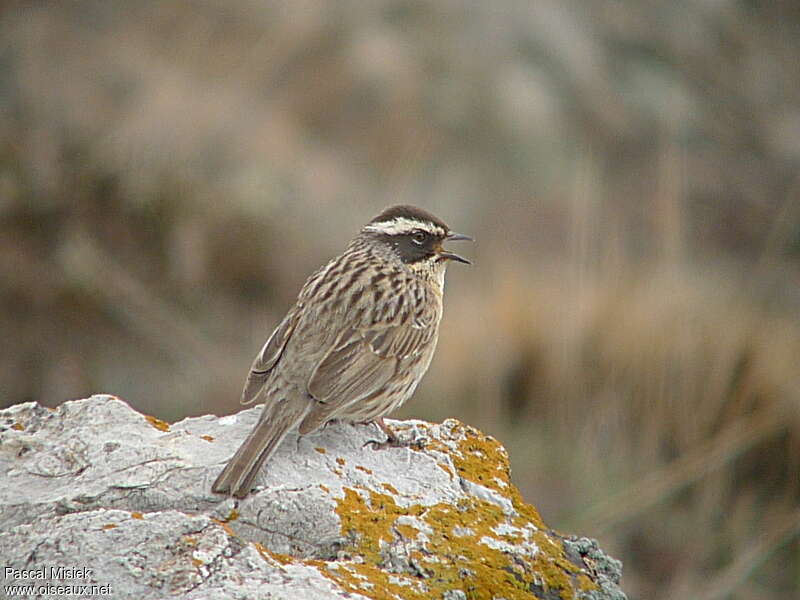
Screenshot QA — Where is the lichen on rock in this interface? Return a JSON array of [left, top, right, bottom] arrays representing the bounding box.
[[0, 394, 626, 599]]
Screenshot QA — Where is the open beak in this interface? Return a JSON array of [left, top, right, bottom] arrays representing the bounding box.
[[439, 231, 473, 264]]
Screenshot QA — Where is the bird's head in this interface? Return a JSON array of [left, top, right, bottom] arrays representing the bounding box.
[[360, 205, 472, 269]]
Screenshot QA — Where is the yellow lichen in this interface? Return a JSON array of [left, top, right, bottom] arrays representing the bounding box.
[[578, 573, 597, 592], [11, 422, 24, 431], [451, 422, 514, 493], [327, 488, 538, 599], [394, 523, 420, 539], [315, 420, 598, 600], [209, 419, 599, 599], [225, 509, 240, 522], [443, 420, 546, 530], [315, 447, 327, 454]]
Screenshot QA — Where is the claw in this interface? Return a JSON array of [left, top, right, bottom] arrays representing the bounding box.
[[362, 418, 427, 451], [362, 438, 390, 450]]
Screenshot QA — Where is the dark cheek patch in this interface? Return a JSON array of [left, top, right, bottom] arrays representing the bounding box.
[[375, 233, 437, 263]]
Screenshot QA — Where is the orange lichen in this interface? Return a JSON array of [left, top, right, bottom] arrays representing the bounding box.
[[130, 512, 144, 520], [381, 482, 399, 495], [200, 434, 214, 442], [210, 518, 238, 537], [102, 523, 117, 530], [255, 542, 295, 566], [355, 465, 373, 475], [315, 447, 327, 454], [436, 462, 454, 478], [144, 414, 170, 432]]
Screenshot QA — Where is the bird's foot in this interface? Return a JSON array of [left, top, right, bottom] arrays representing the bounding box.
[[362, 418, 427, 450]]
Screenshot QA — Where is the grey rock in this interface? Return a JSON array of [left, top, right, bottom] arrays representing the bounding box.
[[0, 394, 626, 599]]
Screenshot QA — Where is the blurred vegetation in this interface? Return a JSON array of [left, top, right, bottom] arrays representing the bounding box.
[[3, 2, 800, 599]]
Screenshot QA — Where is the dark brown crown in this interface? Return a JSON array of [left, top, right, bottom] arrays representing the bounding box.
[[369, 205, 450, 232]]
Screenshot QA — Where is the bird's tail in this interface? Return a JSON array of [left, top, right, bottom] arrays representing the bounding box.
[[212, 396, 311, 498]]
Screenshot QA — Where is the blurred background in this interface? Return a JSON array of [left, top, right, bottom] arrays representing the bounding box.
[[3, 1, 800, 598]]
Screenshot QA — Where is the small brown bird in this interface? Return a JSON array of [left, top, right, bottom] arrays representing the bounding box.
[[212, 205, 471, 498]]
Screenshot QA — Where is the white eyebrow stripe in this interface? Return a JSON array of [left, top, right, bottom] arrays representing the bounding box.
[[363, 217, 445, 237]]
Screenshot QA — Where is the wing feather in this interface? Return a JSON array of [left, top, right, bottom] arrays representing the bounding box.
[[240, 307, 300, 405], [307, 303, 438, 408]]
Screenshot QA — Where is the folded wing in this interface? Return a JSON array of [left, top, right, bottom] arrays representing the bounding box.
[[240, 306, 301, 405], [306, 306, 437, 412]]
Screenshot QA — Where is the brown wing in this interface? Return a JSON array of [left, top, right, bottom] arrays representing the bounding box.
[[307, 309, 437, 408], [240, 306, 301, 405]]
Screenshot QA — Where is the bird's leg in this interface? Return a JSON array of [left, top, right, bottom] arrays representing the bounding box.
[[363, 418, 426, 450]]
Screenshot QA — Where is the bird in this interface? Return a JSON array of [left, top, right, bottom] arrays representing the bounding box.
[[212, 204, 471, 498]]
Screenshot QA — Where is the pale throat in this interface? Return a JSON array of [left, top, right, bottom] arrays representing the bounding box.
[[406, 257, 447, 292]]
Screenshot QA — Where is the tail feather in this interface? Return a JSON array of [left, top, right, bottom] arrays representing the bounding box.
[[212, 397, 311, 498]]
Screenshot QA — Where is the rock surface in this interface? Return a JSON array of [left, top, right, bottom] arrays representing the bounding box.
[[0, 395, 626, 599]]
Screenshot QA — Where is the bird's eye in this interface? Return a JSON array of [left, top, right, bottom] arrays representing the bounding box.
[[411, 230, 426, 245]]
